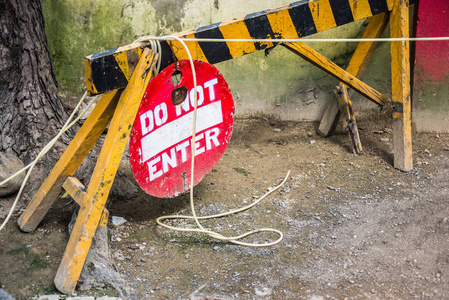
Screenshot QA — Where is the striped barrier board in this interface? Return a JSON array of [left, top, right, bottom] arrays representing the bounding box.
[[84, 0, 417, 95]]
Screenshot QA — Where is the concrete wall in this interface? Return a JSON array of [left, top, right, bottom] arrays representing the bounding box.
[[42, 0, 393, 121]]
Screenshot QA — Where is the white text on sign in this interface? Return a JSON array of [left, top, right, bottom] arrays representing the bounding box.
[[138, 78, 224, 182], [139, 78, 218, 135]]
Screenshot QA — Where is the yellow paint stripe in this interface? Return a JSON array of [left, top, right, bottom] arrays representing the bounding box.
[[266, 9, 300, 39], [219, 16, 257, 58], [386, 0, 394, 12], [114, 51, 129, 80], [309, 0, 337, 32], [348, 0, 373, 21], [171, 33, 208, 62]]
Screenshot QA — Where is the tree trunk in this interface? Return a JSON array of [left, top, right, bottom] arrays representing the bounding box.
[[0, 0, 69, 199], [1, 2, 132, 296]]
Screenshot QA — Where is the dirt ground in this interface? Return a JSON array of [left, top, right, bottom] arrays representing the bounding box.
[[1, 113, 449, 299]]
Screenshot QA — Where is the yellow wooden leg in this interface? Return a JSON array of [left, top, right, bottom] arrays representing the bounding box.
[[317, 13, 390, 137], [390, 0, 413, 171], [18, 90, 122, 232], [54, 48, 157, 294]]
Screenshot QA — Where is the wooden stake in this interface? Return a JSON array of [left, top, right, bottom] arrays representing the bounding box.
[[317, 13, 389, 137]]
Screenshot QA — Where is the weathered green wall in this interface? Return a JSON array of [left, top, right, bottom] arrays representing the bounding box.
[[42, 0, 392, 120]]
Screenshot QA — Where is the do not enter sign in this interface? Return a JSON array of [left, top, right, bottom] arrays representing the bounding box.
[[129, 60, 234, 198]]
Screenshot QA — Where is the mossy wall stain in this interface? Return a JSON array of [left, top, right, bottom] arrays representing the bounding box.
[[149, 0, 189, 35], [42, 0, 134, 95]]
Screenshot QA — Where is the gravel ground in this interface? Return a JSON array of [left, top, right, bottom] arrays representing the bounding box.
[[1, 115, 449, 299]]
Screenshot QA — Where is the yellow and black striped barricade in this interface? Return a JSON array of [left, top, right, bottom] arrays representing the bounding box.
[[18, 0, 416, 295]]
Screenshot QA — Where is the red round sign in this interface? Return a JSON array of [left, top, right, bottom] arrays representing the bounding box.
[[129, 60, 234, 198]]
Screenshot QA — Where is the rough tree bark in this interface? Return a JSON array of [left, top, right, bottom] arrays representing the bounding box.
[[0, 0, 70, 199], [1, 1, 133, 296]]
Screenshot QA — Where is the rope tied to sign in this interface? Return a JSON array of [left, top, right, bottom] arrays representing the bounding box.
[[135, 35, 289, 247]]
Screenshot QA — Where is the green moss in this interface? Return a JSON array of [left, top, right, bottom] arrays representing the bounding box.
[[233, 167, 251, 176], [6, 246, 48, 270], [42, 0, 135, 96]]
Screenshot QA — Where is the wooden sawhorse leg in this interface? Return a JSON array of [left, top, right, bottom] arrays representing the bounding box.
[[391, 0, 413, 171], [317, 13, 389, 147], [282, 13, 391, 153], [18, 48, 157, 294]]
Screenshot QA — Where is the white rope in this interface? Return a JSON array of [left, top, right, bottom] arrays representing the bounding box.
[[0, 92, 98, 232], [137, 35, 289, 247], [134, 36, 449, 44]]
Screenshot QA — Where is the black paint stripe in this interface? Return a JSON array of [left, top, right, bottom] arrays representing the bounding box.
[[194, 23, 233, 64], [159, 41, 176, 71], [244, 13, 278, 50], [288, 1, 317, 37], [91, 55, 128, 94], [367, 0, 389, 15], [329, 0, 354, 26]]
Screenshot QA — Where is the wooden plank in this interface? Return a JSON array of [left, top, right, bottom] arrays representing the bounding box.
[[62, 177, 86, 206], [317, 12, 389, 137], [84, 42, 149, 96], [317, 95, 341, 137], [54, 48, 157, 294], [283, 41, 391, 106], [62, 176, 109, 227], [18, 90, 121, 233], [390, 0, 413, 171]]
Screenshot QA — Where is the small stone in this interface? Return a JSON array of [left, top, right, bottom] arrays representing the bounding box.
[[112, 216, 127, 226], [380, 138, 389, 142], [113, 251, 125, 261], [213, 246, 220, 251], [185, 254, 190, 259], [255, 287, 272, 296], [0, 152, 26, 197], [435, 134, 440, 139], [37, 295, 60, 300], [310, 140, 316, 144]]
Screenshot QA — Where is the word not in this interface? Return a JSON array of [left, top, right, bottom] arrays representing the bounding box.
[[139, 78, 219, 136]]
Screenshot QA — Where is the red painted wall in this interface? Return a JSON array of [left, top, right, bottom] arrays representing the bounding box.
[[414, 0, 449, 86]]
